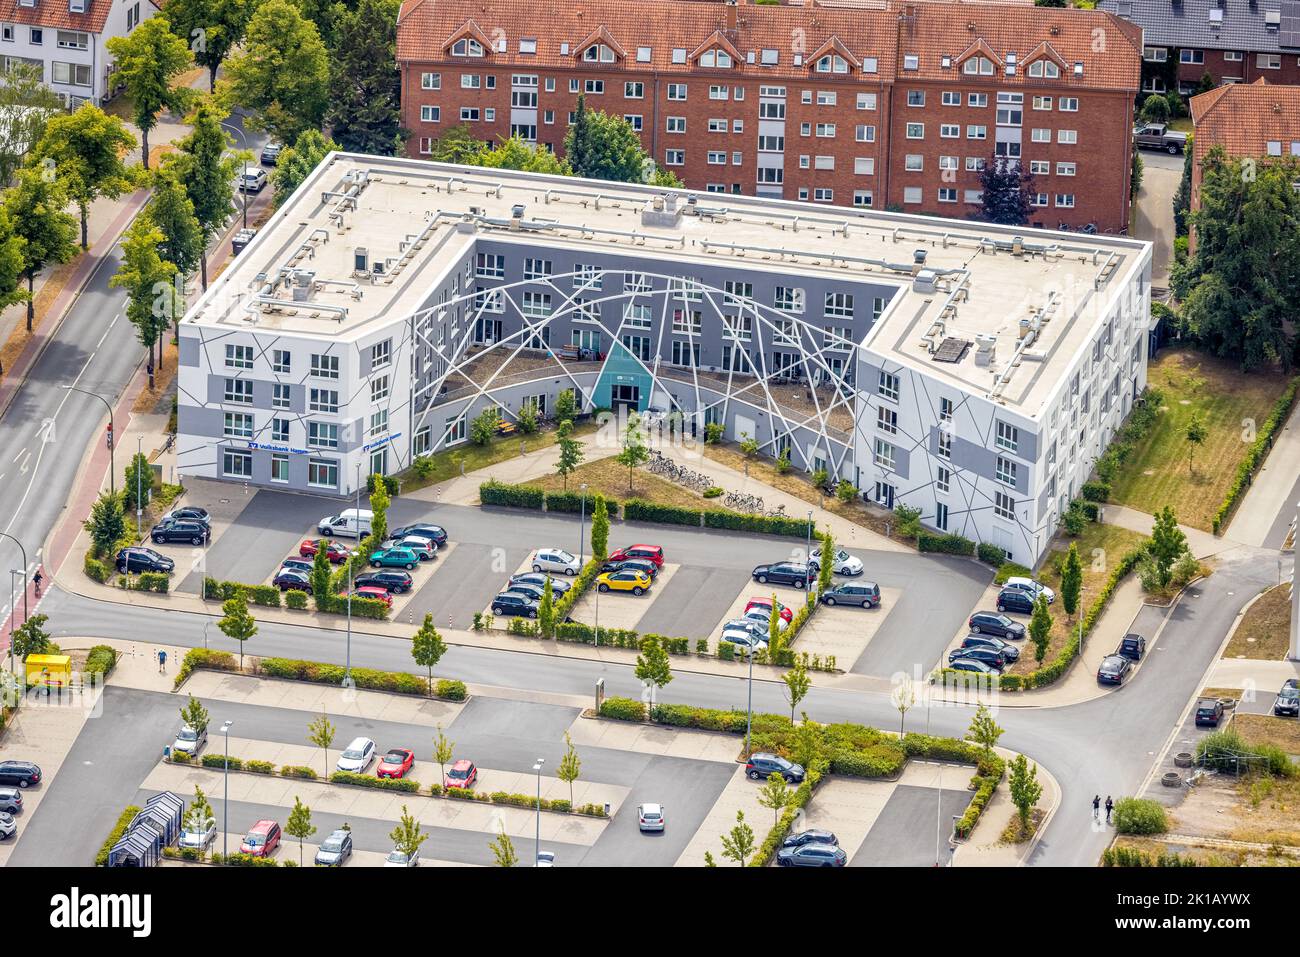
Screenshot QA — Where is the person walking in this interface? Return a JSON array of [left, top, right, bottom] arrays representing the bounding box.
[[158, 649, 167, 674], [1104, 795, 1114, 824], [1092, 794, 1100, 821]]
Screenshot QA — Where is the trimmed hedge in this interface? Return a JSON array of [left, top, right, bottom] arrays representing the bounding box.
[[752, 763, 825, 866], [259, 657, 432, 696], [174, 648, 239, 689], [204, 578, 281, 607], [552, 558, 602, 621], [83, 552, 113, 584], [1081, 480, 1111, 503], [597, 696, 647, 721], [118, 571, 170, 593], [624, 498, 700, 526], [703, 509, 813, 538], [95, 805, 142, 866], [201, 753, 242, 770], [480, 480, 545, 509], [545, 490, 618, 515], [1212, 376, 1300, 534], [317, 593, 390, 620], [976, 543, 1006, 566], [280, 765, 318, 779], [555, 621, 640, 648], [918, 532, 976, 556], [84, 644, 118, 679], [331, 770, 421, 792]]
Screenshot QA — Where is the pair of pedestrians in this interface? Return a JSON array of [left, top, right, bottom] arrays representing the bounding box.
[[1092, 794, 1113, 824]]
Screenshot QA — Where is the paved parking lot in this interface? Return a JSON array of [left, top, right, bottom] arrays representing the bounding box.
[[850, 781, 973, 867]]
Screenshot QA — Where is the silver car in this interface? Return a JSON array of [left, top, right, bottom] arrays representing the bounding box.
[[0, 812, 14, 840], [385, 846, 420, 867], [637, 803, 665, 832], [172, 724, 207, 757], [0, 787, 22, 814], [336, 736, 376, 773], [721, 621, 767, 656], [178, 822, 216, 851], [315, 829, 353, 866], [532, 548, 581, 576]]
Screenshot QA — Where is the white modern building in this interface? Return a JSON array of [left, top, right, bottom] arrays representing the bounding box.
[[176, 153, 1152, 567], [0, 0, 158, 107]]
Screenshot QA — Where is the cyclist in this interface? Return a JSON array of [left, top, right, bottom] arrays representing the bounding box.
[[32, 568, 42, 597]]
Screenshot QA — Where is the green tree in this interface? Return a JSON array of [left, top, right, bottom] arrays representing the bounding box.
[[590, 494, 609, 560], [219, 0, 330, 146], [84, 491, 126, 557], [470, 406, 500, 445], [1149, 506, 1188, 589], [179, 695, 209, 739], [310, 541, 332, 608], [183, 786, 215, 853], [1029, 594, 1052, 665], [719, 809, 755, 866], [109, 217, 180, 389], [145, 166, 203, 285], [368, 473, 390, 544], [218, 591, 257, 670], [410, 613, 447, 694], [4, 167, 77, 331], [389, 805, 427, 860], [0, 61, 62, 186], [170, 98, 242, 289], [0, 206, 23, 322], [1060, 542, 1083, 619], [488, 825, 517, 866], [1008, 754, 1043, 832], [739, 432, 759, 457], [564, 94, 652, 183], [767, 593, 784, 660], [285, 795, 316, 866], [478, 134, 570, 174], [164, 0, 254, 92], [790, 713, 822, 769], [1171, 148, 1300, 370], [124, 450, 153, 515], [1139, 93, 1171, 125], [782, 658, 810, 724], [616, 412, 648, 492], [966, 704, 1004, 754], [816, 528, 834, 594], [556, 731, 581, 805], [11, 614, 51, 659], [891, 673, 916, 735], [270, 128, 340, 208], [757, 771, 792, 827], [517, 402, 539, 435], [554, 419, 584, 491], [307, 711, 335, 778], [634, 637, 672, 709], [432, 724, 454, 781], [106, 17, 193, 170], [324, 0, 402, 155], [554, 389, 578, 423], [537, 576, 556, 638], [428, 124, 487, 164], [1184, 412, 1208, 474], [704, 851, 717, 867], [978, 155, 1034, 226], [31, 104, 137, 249]]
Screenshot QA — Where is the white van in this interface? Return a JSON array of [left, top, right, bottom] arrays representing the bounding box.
[[318, 508, 373, 538]]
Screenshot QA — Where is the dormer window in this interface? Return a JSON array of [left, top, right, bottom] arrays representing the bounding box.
[[963, 56, 995, 75], [816, 53, 849, 73], [69, 0, 86, 12], [583, 43, 616, 63], [699, 49, 733, 68], [451, 38, 484, 57], [1028, 59, 1061, 78], [519, 38, 537, 54]]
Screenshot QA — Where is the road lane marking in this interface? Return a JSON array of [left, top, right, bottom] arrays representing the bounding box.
[[11, 447, 25, 463]]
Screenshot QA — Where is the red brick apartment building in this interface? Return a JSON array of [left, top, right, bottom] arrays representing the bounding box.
[[396, 0, 1142, 231]]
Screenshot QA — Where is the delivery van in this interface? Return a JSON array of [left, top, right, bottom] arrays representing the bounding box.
[[317, 508, 373, 538]]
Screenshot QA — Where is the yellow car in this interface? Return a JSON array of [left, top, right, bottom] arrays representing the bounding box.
[[596, 570, 652, 595]]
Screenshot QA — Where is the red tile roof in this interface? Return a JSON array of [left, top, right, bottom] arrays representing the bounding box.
[[0, 0, 153, 35], [397, 0, 1140, 91], [1191, 79, 1300, 167]]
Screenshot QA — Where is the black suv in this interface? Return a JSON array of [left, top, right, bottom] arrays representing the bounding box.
[[1195, 698, 1224, 727], [162, 506, 211, 526], [491, 592, 539, 618], [150, 519, 210, 545], [0, 762, 41, 788], [995, 588, 1035, 615], [948, 646, 1005, 671], [751, 562, 810, 589], [391, 523, 448, 547], [599, 558, 657, 580], [820, 581, 881, 608], [968, 612, 1025, 640], [116, 547, 174, 575], [745, 752, 805, 783], [354, 570, 414, 594], [1273, 686, 1299, 717], [1097, 654, 1132, 686], [1117, 633, 1146, 661]]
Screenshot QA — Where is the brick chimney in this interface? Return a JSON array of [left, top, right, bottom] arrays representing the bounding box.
[[727, 0, 738, 31]]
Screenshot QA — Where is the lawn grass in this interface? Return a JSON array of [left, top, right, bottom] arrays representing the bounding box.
[[523, 456, 708, 511], [1004, 522, 1150, 676], [1234, 713, 1300, 756], [1224, 583, 1292, 660], [1108, 349, 1290, 530], [395, 420, 598, 492]]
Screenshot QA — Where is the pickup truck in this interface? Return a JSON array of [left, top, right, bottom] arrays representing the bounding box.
[[1133, 123, 1188, 154]]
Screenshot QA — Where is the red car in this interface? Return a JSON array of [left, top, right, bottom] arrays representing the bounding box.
[[299, 539, 348, 563], [240, 819, 281, 857], [377, 748, 414, 779], [608, 544, 664, 567], [745, 597, 793, 623], [351, 586, 393, 607], [444, 758, 478, 790]]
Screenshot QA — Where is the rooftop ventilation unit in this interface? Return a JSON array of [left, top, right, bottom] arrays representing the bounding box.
[[973, 334, 997, 367], [913, 268, 938, 293]]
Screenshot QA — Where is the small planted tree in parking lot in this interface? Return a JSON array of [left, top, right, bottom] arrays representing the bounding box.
[[432, 724, 454, 781], [1029, 594, 1052, 665], [719, 810, 755, 866], [389, 805, 427, 860], [368, 474, 390, 545], [307, 711, 335, 779], [590, 495, 609, 561], [310, 544, 332, 608], [180, 695, 209, 739], [285, 796, 316, 866], [1008, 754, 1042, 833], [489, 825, 518, 867], [757, 772, 792, 827], [634, 637, 672, 709], [782, 659, 810, 724], [557, 731, 581, 805], [966, 704, 1004, 754], [218, 592, 257, 670], [816, 528, 834, 595], [537, 577, 556, 638], [411, 613, 447, 694], [1060, 543, 1083, 619], [85, 491, 127, 558]]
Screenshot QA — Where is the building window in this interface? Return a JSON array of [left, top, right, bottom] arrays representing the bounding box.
[[521, 291, 552, 317], [1058, 97, 1079, 112], [223, 413, 253, 438], [222, 450, 252, 478], [225, 344, 253, 369], [272, 350, 290, 374], [371, 375, 389, 402], [308, 459, 338, 489], [995, 456, 1017, 487], [824, 292, 853, 318], [878, 370, 899, 402], [420, 105, 440, 123], [855, 125, 875, 142], [272, 384, 291, 409], [270, 454, 289, 483], [877, 406, 897, 434], [475, 253, 505, 278], [370, 339, 391, 369], [906, 122, 924, 139], [270, 418, 289, 443], [310, 353, 339, 378], [996, 421, 1019, 453], [665, 149, 685, 166], [444, 416, 467, 444], [938, 431, 952, 459], [937, 466, 950, 494], [370, 410, 389, 437], [224, 379, 253, 404], [994, 491, 1015, 520], [309, 389, 339, 413], [667, 83, 687, 100], [874, 438, 896, 470], [421, 72, 441, 89], [774, 286, 805, 313], [523, 258, 551, 280], [935, 502, 949, 530], [308, 422, 339, 449]]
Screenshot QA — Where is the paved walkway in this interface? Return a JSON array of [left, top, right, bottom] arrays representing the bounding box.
[[1205, 658, 1300, 693], [1226, 400, 1300, 549], [1099, 503, 1233, 558], [954, 746, 1062, 866]]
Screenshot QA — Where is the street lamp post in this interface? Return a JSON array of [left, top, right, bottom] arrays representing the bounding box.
[[221, 720, 233, 858], [0, 534, 28, 624], [60, 386, 114, 496], [805, 510, 813, 561], [744, 641, 755, 757], [135, 435, 144, 542], [533, 758, 545, 866], [578, 483, 588, 561], [221, 121, 250, 230], [7, 570, 17, 675], [344, 463, 363, 689]]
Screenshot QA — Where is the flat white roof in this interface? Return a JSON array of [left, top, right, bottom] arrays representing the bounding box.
[[185, 153, 1149, 413]]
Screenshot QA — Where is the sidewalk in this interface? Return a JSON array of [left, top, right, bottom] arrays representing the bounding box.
[[1226, 399, 1300, 548], [1099, 503, 1231, 559], [954, 745, 1062, 866]]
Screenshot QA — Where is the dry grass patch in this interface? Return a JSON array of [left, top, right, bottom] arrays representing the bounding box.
[[999, 807, 1045, 844], [1224, 583, 1292, 660], [1201, 687, 1244, 700], [1234, 712, 1300, 756], [523, 457, 707, 511]]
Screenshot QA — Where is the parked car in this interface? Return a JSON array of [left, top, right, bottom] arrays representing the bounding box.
[[0, 761, 41, 788], [315, 829, 353, 866], [491, 592, 539, 618], [1134, 122, 1188, 154], [160, 506, 210, 526], [369, 547, 418, 570], [1194, 698, 1224, 727], [150, 519, 210, 546], [777, 842, 847, 867], [742, 607, 789, 634], [391, 523, 448, 547], [506, 581, 552, 603], [240, 820, 281, 857], [280, 557, 314, 575], [721, 624, 767, 656], [968, 612, 1026, 640], [377, 748, 414, 779], [808, 546, 864, 577], [960, 634, 1020, 663], [382, 536, 436, 561], [598, 558, 658, 580], [782, 829, 838, 849], [745, 752, 804, 783], [336, 737, 376, 773], [1003, 577, 1056, 604], [115, 546, 174, 575], [351, 586, 393, 607], [259, 142, 283, 165], [0, 788, 22, 814], [385, 847, 420, 867], [444, 758, 477, 790], [1097, 654, 1132, 686], [745, 597, 793, 623], [995, 588, 1035, 615], [0, 813, 15, 840], [752, 562, 809, 588], [607, 544, 665, 567], [947, 658, 997, 675], [237, 167, 268, 193], [353, 570, 414, 594], [819, 581, 881, 608], [596, 570, 651, 594], [638, 803, 665, 832], [231, 227, 256, 255], [948, 647, 1005, 671], [532, 548, 581, 576], [318, 508, 372, 538], [273, 569, 311, 592], [536, 850, 556, 867], [509, 572, 572, 595], [178, 821, 216, 851], [1117, 633, 1147, 661], [300, 539, 349, 563], [1274, 686, 1300, 717], [172, 724, 207, 757]]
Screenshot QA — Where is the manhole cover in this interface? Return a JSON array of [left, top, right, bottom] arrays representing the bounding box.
[[219, 499, 230, 504]]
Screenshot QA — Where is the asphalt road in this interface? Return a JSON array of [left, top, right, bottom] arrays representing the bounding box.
[[1131, 147, 1185, 289]]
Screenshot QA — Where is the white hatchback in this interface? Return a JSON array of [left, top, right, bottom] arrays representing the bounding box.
[[336, 736, 376, 773], [532, 548, 581, 577], [1004, 577, 1056, 604], [638, 803, 665, 832]]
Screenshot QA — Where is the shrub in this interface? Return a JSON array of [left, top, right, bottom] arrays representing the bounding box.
[[412, 455, 436, 479], [434, 679, 468, 701], [280, 765, 318, 779], [479, 480, 544, 509], [365, 473, 400, 497], [696, 638, 709, 655], [201, 754, 243, 770], [174, 647, 239, 688], [204, 578, 281, 607], [83, 552, 113, 583], [1081, 480, 1111, 503], [704, 422, 724, 444], [894, 504, 922, 539], [545, 490, 617, 515], [95, 805, 141, 866], [703, 486, 724, 498], [993, 561, 1032, 585], [1101, 847, 1197, 867], [1112, 797, 1169, 835], [284, 589, 309, 610], [623, 499, 701, 526], [84, 645, 118, 678], [703, 510, 813, 538], [917, 532, 975, 556], [1196, 729, 1293, 776], [598, 696, 647, 721], [976, 543, 1005, 566], [245, 760, 275, 774], [331, 770, 421, 792]]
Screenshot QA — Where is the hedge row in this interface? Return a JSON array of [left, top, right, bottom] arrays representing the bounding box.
[[623, 498, 701, 526], [259, 657, 466, 700], [204, 578, 281, 607], [316, 593, 390, 620], [480, 479, 544, 509], [751, 764, 826, 866], [173, 648, 239, 689], [544, 490, 619, 515], [552, 558, 602, 621], [702, 509, 813, 538], [1212, 376, 1300, 534], [918, 532, 976, 556], [84, 645, 118, 679], [331, 770, 422, 792], [95, 805, 142, 866], [83, 553, 113, 584], [118, 571, 170, 593]]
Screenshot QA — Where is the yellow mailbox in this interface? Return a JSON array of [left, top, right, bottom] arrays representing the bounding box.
[[25, 654, 72, 689]]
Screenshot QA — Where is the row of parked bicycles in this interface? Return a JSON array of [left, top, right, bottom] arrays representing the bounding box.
[[647, 450, 788, 518]]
